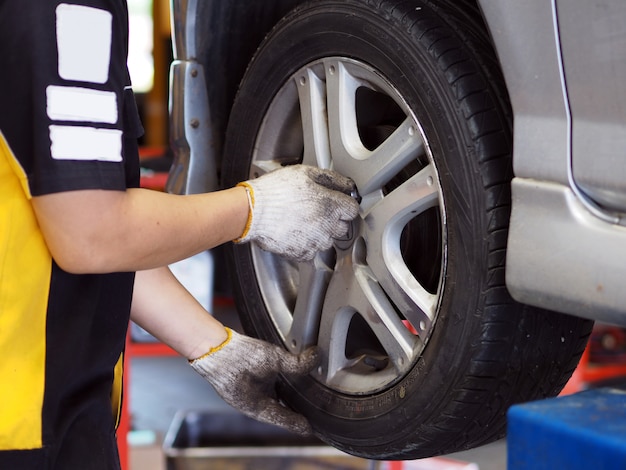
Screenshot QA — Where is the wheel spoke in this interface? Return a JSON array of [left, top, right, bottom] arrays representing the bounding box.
[[316, 258, 357, 384], [296, 67, 332, 169], [285, 253, 334, 352], [340, 117, 424, 195], [317, 255, 417, 385], [351, 264, 418, 367], [365, 164, 440, 327], [324, 59, 370, 164], [249, 159, 283, 177], [322, 59, 424, 194]]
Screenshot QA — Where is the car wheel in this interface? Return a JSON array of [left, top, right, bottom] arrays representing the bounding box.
[[221, 0, 592, 460]]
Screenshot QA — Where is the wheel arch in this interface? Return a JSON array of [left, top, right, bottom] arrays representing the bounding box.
[[170, 0, 310, 183], [168, 0, 499, 187]]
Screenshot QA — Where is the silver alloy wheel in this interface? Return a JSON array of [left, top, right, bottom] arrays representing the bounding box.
[[249, 58, 446, 395]]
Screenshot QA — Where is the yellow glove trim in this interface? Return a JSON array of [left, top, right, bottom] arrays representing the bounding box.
[[233, 182, 255, 243], [189, 327, 233, 363]]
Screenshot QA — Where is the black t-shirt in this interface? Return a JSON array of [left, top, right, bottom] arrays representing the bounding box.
[[0, 1, 142, 468]]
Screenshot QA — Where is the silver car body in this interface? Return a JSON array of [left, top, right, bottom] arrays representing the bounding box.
[[167, 0, 626, 325], [481, 0, 626, 325]]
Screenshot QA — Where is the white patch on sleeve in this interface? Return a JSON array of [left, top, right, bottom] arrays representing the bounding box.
[[49, 125, 122, 162], [46, 86, 118, 124], [56, 4, 113, 84]]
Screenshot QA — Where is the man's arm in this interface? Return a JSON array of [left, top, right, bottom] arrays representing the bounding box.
[[31, 186, 249, 274], [131, 265, 319, 435], [130, 266, 229, 359], [31, 164, 360, 274]]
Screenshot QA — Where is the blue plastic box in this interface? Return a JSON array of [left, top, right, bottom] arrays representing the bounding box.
[[508, 387, 626, 470]]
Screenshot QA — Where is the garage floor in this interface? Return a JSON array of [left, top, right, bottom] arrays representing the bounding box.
[[129, 354, 507, 470], [128, 252, 507, 470]]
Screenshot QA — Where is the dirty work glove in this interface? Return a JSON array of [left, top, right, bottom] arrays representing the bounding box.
[[234, 164, 359, 261], [189, 328, 319, 435]]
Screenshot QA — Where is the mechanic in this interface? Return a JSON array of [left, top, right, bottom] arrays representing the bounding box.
[[0, 0, 359, 468]]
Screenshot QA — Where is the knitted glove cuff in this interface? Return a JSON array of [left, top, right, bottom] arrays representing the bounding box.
[[188, 327, 233, 364], [233, 182, 255, 243]]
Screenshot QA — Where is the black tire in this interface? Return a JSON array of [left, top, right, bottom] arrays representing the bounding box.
[[221, 0, 592, 460]]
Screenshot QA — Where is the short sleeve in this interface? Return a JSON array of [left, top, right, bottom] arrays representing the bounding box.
[[0, 0, 141, 197]]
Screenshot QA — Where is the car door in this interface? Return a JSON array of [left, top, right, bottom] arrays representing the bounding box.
[[557, 0, 626, 216]]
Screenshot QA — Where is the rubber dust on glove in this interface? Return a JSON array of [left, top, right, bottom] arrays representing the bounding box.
[[189, 328, 320, 435]]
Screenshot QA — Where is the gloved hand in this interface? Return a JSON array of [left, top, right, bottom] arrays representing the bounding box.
[[189, 328, 319, 435], [234, 164, 359, 261]]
